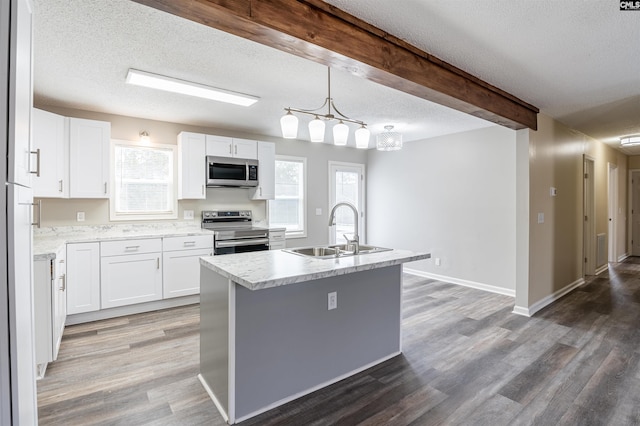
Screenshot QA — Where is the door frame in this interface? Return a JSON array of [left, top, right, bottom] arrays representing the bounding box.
[[628, 169, 640, 257], [328, 161, 366, 245], [608, 162, 618, 263], [584, 156, 596, 275]]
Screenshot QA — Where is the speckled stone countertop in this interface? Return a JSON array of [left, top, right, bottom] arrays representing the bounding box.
[[200, 249, 430, 290], [33, 222, 213, 261]]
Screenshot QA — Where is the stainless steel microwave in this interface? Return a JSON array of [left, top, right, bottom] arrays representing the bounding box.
[[206, 156, 259, 188]]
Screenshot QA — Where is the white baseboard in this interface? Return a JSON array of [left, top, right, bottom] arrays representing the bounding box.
[[404, 268, 515, 297], [595, 264, 608, 275], [66, 295, 200, 325], [198, 374, 229, 423], [618, 253, 629, 262], [513, 277, 585, 317]]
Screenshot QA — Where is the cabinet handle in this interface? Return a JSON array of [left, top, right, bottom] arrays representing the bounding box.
[[202, 184, 204, 196], [260, 187, 263, 197], [59, 259, 65, 264], [29, 149, 41, 177], [59, 180, 63, 192], [157, 257, 160, 269], [104, 182, 108, 194], [59, 274, 66, 291], [32, 200, 41, 228], [229, 144, 232, 155], [184, 241, 196, 246], [125, 245, 140, 250], [234, 145, 238, 155]]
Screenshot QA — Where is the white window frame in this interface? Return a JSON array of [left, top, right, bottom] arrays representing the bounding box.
[[109, 139, 178, 221], [268, 155, 307, 238]]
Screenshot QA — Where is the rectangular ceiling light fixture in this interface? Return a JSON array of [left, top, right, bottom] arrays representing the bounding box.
[[125, 69, 259, 107]]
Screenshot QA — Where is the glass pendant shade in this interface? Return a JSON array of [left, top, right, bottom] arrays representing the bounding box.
[[333, 121, 349, 146], [355, 126, 370, 149], [280, 111, 298, 139], [308, 117, 325, 142], [376, 125, 403, 151]]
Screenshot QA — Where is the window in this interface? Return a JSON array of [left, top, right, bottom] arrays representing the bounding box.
[[269, 156, 306, 237], [110, 140, 177, 221]]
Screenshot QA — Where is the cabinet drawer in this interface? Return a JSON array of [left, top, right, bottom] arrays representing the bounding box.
[[101, 238, 162, 257], [269, 230, 285, 242], [163, 234, 213, 252], [270, 241, 286, 250]]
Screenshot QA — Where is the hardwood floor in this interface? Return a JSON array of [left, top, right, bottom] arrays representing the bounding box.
[[38, 260, 640, 425]]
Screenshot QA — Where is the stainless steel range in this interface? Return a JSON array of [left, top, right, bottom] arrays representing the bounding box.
[[201, 210, 270, 255]]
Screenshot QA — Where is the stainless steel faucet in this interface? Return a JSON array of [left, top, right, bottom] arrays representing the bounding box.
[[328, 202, 359, 254]]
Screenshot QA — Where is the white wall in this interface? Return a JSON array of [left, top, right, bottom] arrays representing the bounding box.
[[367, 125, 517, 294]]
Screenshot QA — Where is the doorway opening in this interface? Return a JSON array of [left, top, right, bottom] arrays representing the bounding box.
[[629, 170, 640, 256], [608, 163, 618, 263]]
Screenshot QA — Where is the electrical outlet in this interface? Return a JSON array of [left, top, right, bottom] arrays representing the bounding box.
[[435, 258, 441, 266], [316, 208, 322, 216], [328, 292, 337, 310], [76, 211, 85, 222], [183, 210, 194, 220], [538, 212, 545, 224]]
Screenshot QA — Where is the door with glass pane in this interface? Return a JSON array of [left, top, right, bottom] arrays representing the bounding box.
[[329, 162, 365, 245]]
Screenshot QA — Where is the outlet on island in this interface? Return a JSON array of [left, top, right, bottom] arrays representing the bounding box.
[[328, 291, 337, 310]]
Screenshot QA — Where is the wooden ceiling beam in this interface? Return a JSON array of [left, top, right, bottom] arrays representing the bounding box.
[[131, 0, 538, 130]]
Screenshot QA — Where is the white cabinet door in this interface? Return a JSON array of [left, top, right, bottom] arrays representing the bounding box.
[[177, 132, 206, 199], [67, 242, 101, 315], [163, 248, 212, 298], [233, 138, 258, 159], [69, 118, 110, 198], [33, 259, 52, 368], [206, 135, 257, 159], [32, 108, 68, 198], [101, 252, 162, 309], [52, 249, 66, 360], [252, 141, 275, 200], [206, 135, 233, 158]]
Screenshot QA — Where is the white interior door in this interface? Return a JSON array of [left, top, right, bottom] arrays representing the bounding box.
[[329, 162, 365, 245], [608, 163, 617, 262], [631, 171, 640, 256], [584, 157, 595, 275]]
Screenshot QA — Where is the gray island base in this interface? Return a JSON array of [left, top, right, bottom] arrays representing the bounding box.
[[199, 249, 430, 424]]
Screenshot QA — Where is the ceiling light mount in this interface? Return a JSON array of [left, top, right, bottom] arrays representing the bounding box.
[[620, 135, 640, 146], [139, 131, 150, 143], [376, 125, 403, 151], [280, 67, 370, 148]]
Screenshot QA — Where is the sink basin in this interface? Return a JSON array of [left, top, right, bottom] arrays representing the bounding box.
[[284, 247, 342, 259], [284, 244, 392, 259], [329, 244, 393, 254]]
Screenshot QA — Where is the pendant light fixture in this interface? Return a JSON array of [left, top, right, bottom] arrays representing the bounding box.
[[280, 67, 370, 148], [376, 125, 403, 151]]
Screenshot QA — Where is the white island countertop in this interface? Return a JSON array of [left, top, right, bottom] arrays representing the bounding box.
[[200, 248, 430, 290]]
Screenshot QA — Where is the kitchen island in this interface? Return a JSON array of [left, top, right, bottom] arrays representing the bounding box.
[[199, 248, 430, 424]]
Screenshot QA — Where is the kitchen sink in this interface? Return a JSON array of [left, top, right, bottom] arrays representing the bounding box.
[[284, 247, 342, 259], [284, 244, 392, 259]]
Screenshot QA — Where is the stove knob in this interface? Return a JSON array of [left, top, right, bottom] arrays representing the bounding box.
[[212, 212, 218, 217], [203, 212, 210, 218]]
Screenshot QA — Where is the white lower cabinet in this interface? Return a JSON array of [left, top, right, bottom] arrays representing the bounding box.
[[162, 235, 213, 299], [269, 229, 286, 250], [67, 242, 100, 315], [34, 246, 66, 377], [100, 239, 163, 309]]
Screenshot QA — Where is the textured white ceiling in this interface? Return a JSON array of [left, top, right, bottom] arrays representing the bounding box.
[[31, 0, 493, 149], [324, 0, 640, 153], [33, 0, 640, 153]]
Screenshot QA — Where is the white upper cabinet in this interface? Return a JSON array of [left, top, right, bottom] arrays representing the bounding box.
[[252, 141, 275, 200], [32, 108, 69, 198], [206, 134, 257, 159], [69, 118, 110, 198], [177, 132, 206, 199]]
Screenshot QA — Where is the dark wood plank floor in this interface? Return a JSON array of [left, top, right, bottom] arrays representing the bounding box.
[[38, 259, 640, 425]]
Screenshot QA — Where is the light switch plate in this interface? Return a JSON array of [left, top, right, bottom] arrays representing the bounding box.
[[183, 210, 194, 220], [76, 211, 85, 222], [316, 208, 322, 216], [537, 212, 544, 224]]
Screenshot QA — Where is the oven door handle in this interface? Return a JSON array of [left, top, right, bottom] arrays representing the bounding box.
[[215, 238, 269, 248]]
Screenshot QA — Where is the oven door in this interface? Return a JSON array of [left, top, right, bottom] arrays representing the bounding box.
[[214, 238, 270, 255]]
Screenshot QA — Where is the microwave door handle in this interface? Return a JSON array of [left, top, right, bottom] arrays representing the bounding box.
[[246, 162, 249, 182]]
